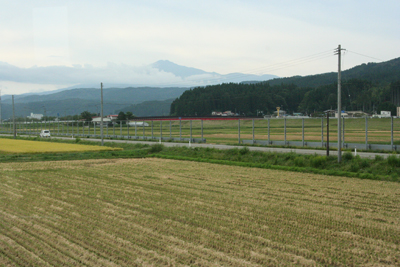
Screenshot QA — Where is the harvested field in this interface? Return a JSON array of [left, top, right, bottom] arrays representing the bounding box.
[[0, 138, 122, 154], [0, 158, 399, 266]]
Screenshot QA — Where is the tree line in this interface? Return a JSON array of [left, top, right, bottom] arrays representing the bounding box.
[[170, 79, 399, 116]]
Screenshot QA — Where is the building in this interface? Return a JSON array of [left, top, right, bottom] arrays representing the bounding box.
[[335, 111, 348, 118], [91, 117, 112, 125], [372, 111, 391, 118], [107, 115, 119, 121], [212, 111, 234, 116], [345, 111, 370, 117], [27, 113, 43, 120]]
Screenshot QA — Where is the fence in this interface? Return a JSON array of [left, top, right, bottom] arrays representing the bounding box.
[[1, 117, 399, 151]]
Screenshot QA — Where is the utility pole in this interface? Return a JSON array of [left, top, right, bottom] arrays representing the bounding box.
[[12, 95, 16, 139], [335, 44, 345, 163], [100, 82, 104, 146]]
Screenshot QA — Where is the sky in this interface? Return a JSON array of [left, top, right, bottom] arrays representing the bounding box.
[[0, 0, 399, 95]]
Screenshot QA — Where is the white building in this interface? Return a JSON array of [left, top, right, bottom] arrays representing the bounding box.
[[128, 121, 149, 127], [27, 113, 43, 120], [92, 117, 112, 125], [372, 111, 391, 118]]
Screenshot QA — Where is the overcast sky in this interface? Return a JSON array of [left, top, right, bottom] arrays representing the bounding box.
[[1, 0, 399, 95]]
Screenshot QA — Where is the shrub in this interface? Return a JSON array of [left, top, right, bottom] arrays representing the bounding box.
[[360, 159, 370, 168], [375, 155, 383, 161], [294, 157, 305, 167], [149, 144, 164, 153], [239, 147, 250, 155], [311, 156, 327, 168], [387, 155, 400, 167], [350, 162, 360, 172], [343, 151, 353, 161]]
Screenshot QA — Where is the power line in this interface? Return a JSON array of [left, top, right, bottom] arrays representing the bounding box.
[[346, 50, 385, 62]]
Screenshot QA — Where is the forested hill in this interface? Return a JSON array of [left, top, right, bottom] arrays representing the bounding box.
[[259, 57, 400, 88], [171, 57, 400, 116], [170, 80, 400, 117]]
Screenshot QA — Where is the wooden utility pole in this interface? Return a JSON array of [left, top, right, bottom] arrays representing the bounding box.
[[335, 45, 345, 163], [100, 82, 104, 146]]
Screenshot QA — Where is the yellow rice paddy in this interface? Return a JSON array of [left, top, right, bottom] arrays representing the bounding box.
[[0, 138, 122, 154]]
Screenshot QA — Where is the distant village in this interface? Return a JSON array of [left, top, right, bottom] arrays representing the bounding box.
[[211, 109, 398, 118]]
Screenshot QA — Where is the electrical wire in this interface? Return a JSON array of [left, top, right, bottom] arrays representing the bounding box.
[[346, 50, 385, 62]]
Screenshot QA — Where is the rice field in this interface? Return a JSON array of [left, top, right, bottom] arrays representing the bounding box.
[[0, 138, 122, 154], [1, 158, 399, 266]]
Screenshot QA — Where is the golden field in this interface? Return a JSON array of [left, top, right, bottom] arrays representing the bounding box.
[[1, 158, 399, 266], [0, 138, 122, 154]]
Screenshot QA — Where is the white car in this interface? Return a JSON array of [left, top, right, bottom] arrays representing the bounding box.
[[40, 130, 51, 138]]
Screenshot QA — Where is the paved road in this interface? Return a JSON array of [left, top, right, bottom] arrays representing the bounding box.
[[52, 136, 392, 159]]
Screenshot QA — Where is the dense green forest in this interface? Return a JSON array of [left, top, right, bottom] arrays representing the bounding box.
[[171, 57, 400, 116], [170, 79, 399, 116]]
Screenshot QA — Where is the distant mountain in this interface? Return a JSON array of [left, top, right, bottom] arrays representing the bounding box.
[[116, 99, 174, 117], [151, 60, 214, 78], [2, 87, 188, 105], [150, 60, 278, 83], [1, 99, 120, 120], [0, 87, 189, 119]]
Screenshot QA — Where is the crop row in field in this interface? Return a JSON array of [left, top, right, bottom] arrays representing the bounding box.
[[1, 158, 399, 266]]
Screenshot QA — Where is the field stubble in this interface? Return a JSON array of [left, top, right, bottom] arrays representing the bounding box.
[[0, 158, 399, 266]]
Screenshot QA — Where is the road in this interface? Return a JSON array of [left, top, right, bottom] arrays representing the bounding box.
[[55, 136, 391, 159], [1, 134, 393, 159]]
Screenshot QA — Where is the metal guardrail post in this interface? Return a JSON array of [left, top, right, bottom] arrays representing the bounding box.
[[252, 119, 255, 145], [190, 120, 192, 142], [321, 117, 324, 148], [268, 118, 270, 144], [151, 120, 153, 139], [391, 116, 394, 150], [160, 120, 162, 140], [201, 119, 203, 141], [365, 117, 368, 150], [284, 118, 286, 145], [134, 122, 136, 138], [302, 118, 305, 147], [342, 117, 345, 147], [179, 120, 182, 140], [238, 119, 241, 144]]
